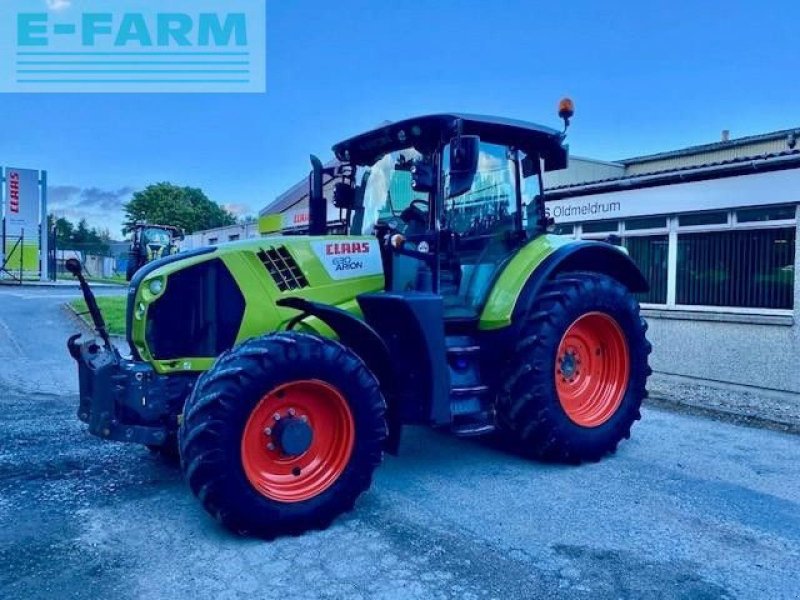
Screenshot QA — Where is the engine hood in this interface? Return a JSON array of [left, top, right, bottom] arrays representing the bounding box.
[[127, 235, 385, 374]]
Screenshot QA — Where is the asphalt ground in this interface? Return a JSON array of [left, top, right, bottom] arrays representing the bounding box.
[[1, 285, 798, 599]]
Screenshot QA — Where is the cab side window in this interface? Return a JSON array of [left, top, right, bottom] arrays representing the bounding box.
[[442, 142, 516, 238]]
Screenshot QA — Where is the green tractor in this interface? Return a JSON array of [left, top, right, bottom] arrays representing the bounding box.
[[125, 222, 183, 281], [67, 106, 651, 538]]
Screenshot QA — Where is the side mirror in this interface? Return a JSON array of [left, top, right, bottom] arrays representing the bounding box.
[[447, 135, 479, 198], [333, 182, 356, 209], [521, 155, 539, 178]]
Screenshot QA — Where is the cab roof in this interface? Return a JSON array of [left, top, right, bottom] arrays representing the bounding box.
[[332, 113, 568, 171]]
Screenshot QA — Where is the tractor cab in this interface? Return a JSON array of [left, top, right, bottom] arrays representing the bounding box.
[[126, 223, 184, 281], [287, 113, 584, 434], [312, 114, 569, 320]]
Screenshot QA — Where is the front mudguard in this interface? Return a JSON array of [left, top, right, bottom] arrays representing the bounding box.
[[68, 335, 194, 447]]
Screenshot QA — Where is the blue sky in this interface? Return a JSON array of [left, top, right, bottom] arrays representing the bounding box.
[[1, 0, 798, 237]]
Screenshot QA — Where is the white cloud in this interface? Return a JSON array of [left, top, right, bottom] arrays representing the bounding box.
[[477, 150, 504, 172], [222, 203, 252, 217], [48, 185, 134, 238], [46, 0, 71, 11]]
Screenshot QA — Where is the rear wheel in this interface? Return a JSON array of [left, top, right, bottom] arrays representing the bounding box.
[[496, 272, 651, 463], [179, 332, 386, 538]]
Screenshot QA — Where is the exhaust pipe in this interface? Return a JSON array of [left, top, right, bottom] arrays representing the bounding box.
[[308, 155, 327, 235]]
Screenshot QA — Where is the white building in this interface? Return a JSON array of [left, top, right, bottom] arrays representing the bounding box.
[[545, 128, 799, 395], [181, 220, 261, 251]]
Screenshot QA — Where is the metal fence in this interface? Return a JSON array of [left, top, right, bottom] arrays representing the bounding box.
[[676, 227, 795, 309], [625, 235, 669, 305]]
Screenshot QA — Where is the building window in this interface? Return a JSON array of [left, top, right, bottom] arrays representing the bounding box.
[[552, 223, 574, 236], [676, 227, 795, 309], [228, 234, 240, 241], [625, 216, 667, 231], [582, 220, 619, 234], [208, 237, 218, 244], [624, 235, 669, 304], [678, 211, 728, 227], [735, 205, 796, 223]]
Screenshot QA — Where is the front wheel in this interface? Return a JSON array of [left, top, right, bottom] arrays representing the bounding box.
[[496, 272, 651, 463], [179, 332, 387, 538], [125, 250, 139, 281]]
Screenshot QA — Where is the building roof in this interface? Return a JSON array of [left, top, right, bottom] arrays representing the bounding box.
[[619, 127, 800, 165], [546, 126, 800, 197], [259, 159, 339, 216], [261, 178, 306, 216], [546, 149, 800, 199]]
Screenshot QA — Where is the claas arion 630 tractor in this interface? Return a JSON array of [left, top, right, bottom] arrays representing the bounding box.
[[125, 222, 183, 281], [67, 104, 651, 538]]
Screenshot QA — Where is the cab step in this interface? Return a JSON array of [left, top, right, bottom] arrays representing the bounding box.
[[447, 345, 481, 356], [450, 384, 489, 396], [452, 412, 496, 437]]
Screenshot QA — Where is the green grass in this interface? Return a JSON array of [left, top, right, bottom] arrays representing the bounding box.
[[88, 274, 127, 285], [70, 296, 127, 336], [59, 274, 127, 286]]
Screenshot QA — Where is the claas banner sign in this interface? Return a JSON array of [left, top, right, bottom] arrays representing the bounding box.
[[4, 167, 38, 234], [3, 167, 41, 272]]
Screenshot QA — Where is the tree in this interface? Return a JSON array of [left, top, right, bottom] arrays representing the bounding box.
[[122, 183, 236, 235], [52, 216, 74, 245], [50, 216, 110, 256]]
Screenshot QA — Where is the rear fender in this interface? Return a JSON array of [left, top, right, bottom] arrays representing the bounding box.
[[511, 241, 648, 326], [479, 237, 648, 331], [477, 240, 648, 389]]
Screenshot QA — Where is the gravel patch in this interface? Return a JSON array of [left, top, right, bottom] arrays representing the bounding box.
[[648, 373, 800, 434]]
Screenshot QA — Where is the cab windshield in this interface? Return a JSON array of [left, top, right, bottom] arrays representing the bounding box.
[[142, 228, 171, 245], [356, 142, 542, 236], [358, 148, 428, 235]]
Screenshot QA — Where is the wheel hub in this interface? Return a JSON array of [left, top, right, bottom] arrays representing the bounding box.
[[271, 416, 313, 456], [559, 351, 579, 379], [241, 380, 355, 503], [554, 312, 630, 428]]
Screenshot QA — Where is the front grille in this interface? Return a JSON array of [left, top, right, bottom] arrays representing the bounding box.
[[258, 246, 308, 291], [146, 258, 245, 359]]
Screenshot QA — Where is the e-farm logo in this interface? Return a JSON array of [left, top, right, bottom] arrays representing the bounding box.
[[1, 0, 265, 93]]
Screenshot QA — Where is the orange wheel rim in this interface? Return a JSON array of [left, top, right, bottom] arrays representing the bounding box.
[[241, 380, 354, 503], [555, 312, 630, 428]]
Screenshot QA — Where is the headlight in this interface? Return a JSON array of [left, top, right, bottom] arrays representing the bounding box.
[[148, 279, 164, 295]]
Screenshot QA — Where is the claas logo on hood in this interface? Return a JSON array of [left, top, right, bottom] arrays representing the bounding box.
[[325, 242, 371, 256]]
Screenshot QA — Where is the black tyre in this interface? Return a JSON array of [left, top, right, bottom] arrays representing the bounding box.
[[179, 332, 387, 538], [147, 434, 180, 464], [125, 251, 138, 281], [496, 272, 651, 463]]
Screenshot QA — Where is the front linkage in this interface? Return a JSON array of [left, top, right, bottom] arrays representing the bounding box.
[[66, 259, 193, 448]]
